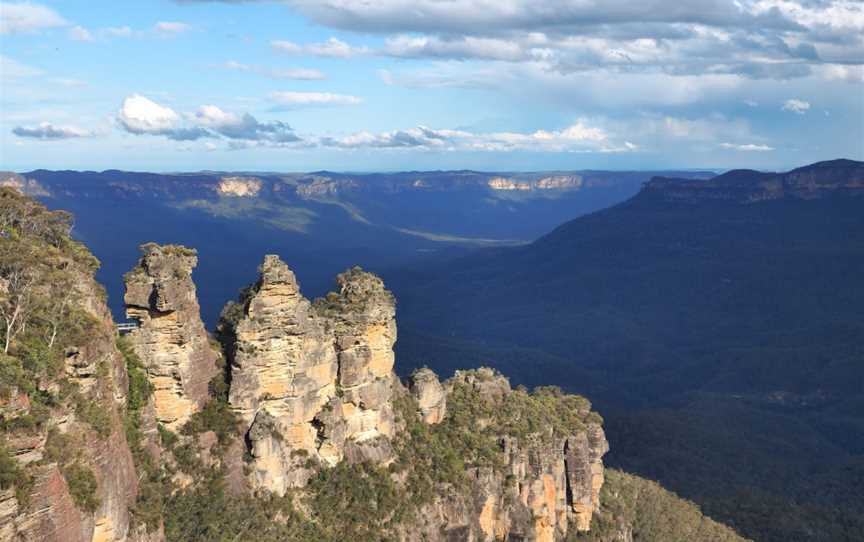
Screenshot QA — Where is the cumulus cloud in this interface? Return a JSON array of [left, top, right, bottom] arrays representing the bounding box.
[[0, 2, 67, 34], [318, 121, 628, 153], [117, 94, 300, 143], [272, 37, 370, 58], [269, 91, 363, 107], [118, 94, 185, 135], [282, 0, 802, 34], [68, 25, 94, 42], [186, 0, 864, 91], [221, 60, 325, 80], [782, 98, 811, 113], [12, 122, 93, 140], [263, 1, 863, 85], [194, 104, 300, 142], [114, 92, 630, 153]]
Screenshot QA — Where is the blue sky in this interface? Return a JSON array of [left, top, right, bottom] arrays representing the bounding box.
[[1, 0, 862, 172]]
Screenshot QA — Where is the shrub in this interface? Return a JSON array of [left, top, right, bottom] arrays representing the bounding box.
[[63, 462, 100, 512]]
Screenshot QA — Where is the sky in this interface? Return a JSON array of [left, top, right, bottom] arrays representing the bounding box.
[[0, 0, 862, 172]]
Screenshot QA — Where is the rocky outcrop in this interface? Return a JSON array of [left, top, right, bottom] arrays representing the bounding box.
[[314, 267, 398, 459], [488, 175, 583, 191], [216, 177, 262, 197], [403, 369, 608, 542], [224, 255, 338, 492], [408, 368, 447, 424], [0, 172, 50, 197], [123, 243, 219, 430], [222, 259, 401, 493]]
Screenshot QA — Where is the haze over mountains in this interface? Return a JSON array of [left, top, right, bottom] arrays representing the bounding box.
[[389, 158, 864, 541], [5, 168, 711, 324]]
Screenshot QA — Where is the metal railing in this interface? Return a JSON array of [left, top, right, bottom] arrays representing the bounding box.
[[116, 322, 139, 334]]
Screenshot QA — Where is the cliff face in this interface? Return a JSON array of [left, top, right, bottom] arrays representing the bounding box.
[[123, 244, 219, 430], [643, 159, 864, 203], [0, 188, 148, 542], [403, 369, 607, 542]]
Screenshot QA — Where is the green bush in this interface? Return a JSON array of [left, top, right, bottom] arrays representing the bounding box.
[[63, 462, 100, 513], [75, 397, 112, 438]]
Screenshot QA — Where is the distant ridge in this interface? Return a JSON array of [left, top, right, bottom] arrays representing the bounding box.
[[642, 159, 864, 203]]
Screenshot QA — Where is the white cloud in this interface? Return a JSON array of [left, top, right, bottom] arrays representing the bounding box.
[[154, 21, 190, 35], [318, 120, 627, 153], [222, 60, 325, 80], [283, 0, 801, 34], [382, 35, 530, 61], [116, 95, 300, 143], [782, 98, 811, 114], [817, 64, 864, 83], [68, 25, 93, 42], [272, 37, 370, 58], [118, 94, 184, 135], [12, 122, 94, 140], [269, 91, 363, 107], [720, 142, 774, 151], [113, 92, 629, 153], [0, 2, 67, 34]]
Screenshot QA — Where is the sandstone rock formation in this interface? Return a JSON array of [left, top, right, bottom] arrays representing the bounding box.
[[222, 257, 398, 493], [123, 243, 219, 430], [403, 368, 608, 542], [408, 367, 447, 424], [314, 266, 398, 459], [216, 176, 262, 197]]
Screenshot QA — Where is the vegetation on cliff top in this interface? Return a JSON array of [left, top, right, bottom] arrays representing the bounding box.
[[574, 469, 749, 542], [0, 187, 109, 514]]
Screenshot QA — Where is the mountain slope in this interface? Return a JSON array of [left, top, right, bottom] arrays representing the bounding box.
[[389, 159, 864, 542]]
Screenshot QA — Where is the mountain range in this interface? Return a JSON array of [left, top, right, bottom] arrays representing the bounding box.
[[0, 168, 713, 328], [2, 159, 861, 541], [388, 159, 864, 542]]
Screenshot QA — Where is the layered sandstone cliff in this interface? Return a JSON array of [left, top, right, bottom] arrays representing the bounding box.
[[123, 243, 219, 430], [0, 190, 150, 542], [402, 369, 607, 542], [220, 258, 398, 493]]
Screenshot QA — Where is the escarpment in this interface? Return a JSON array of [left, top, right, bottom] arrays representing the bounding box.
[[0, 188, 153, 542], [123, 243, 219, 430], [644, 159, 864, 203]]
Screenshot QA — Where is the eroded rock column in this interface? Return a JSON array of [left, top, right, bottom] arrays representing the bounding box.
[[124, 243, 219, 430], [226, 255, 338, 492]]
